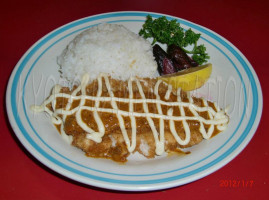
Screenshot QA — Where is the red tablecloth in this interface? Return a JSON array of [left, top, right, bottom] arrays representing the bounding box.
[[1, 0, 268, 199]]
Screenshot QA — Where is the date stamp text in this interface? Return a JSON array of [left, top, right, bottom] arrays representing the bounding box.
[[219, 180, 254, 188]]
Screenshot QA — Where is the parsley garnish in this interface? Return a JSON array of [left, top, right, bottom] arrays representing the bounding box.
[[139, 15, 210, 65]]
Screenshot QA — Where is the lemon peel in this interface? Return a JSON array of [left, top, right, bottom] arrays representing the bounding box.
[[158, 63, 212, 91]]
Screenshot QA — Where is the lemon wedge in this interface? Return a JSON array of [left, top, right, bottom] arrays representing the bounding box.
[[158, 63, 212, 91]]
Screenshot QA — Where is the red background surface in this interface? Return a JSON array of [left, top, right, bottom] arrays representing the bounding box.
[[1, 0, 268, 199]]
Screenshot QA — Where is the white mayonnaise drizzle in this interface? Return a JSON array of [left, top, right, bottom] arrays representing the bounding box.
[[31, 73, 229, 155]]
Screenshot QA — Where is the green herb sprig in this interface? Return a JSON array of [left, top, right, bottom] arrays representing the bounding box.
[[139, 15, 210, 65]]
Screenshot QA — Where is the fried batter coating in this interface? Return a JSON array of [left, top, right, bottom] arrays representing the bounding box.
[[51, 77, 221, 162]]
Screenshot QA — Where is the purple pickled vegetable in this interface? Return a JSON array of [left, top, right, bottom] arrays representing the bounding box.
[[153, 44, 177, 75], [162, 57, 177, 74], [167, 44, 198, 69]]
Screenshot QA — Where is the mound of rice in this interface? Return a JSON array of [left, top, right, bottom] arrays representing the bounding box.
[[57, 23, 158, 83]]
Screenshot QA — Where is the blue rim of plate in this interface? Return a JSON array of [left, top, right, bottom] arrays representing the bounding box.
[[9, 12, 261, 187]]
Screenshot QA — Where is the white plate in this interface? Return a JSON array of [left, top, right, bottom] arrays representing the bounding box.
[[6, 11, 263, 191]]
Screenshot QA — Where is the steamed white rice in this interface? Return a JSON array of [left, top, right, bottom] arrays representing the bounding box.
[[57, 23, 158, 84]]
